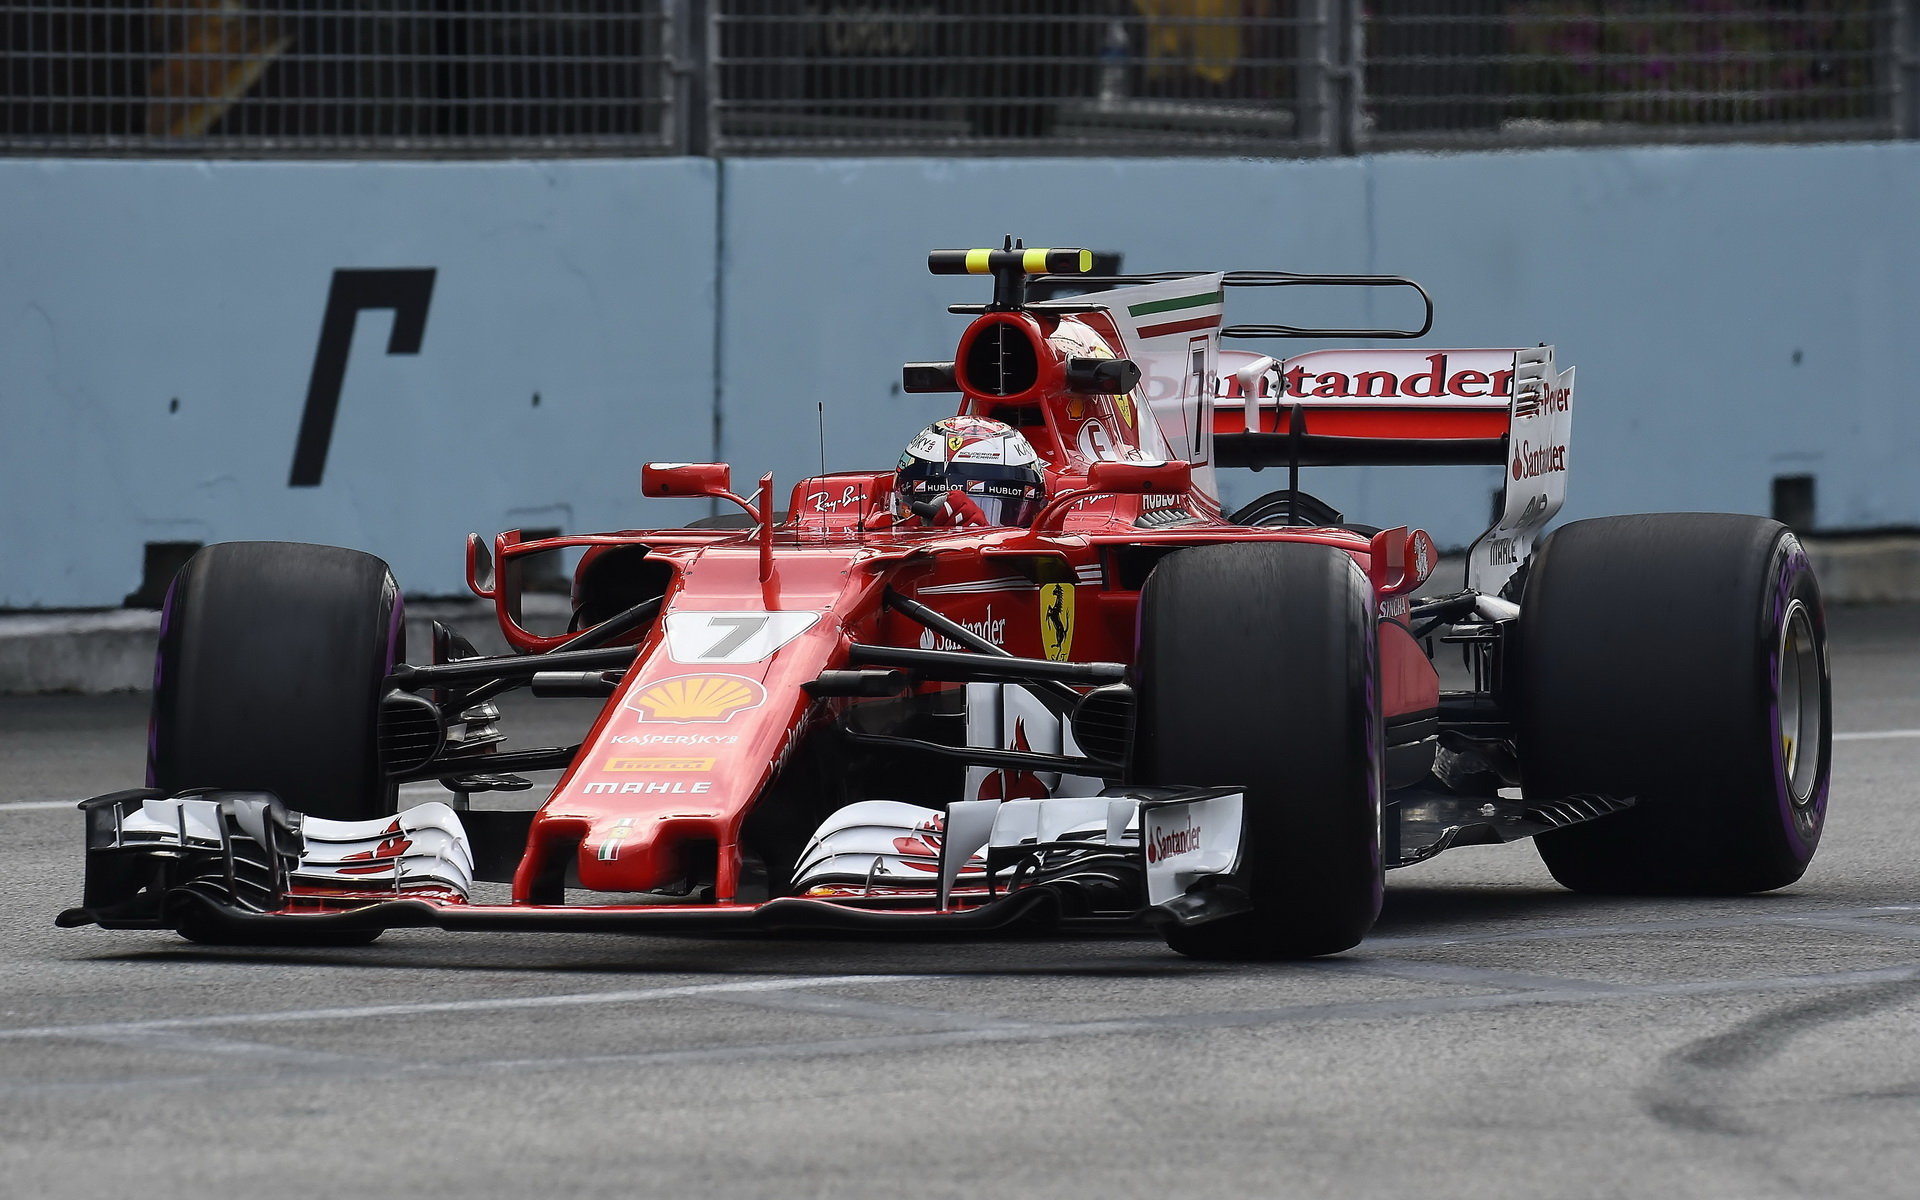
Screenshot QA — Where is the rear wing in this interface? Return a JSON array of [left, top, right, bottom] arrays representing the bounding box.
[[927, 249, 1564, 592], [1216, 346, 1574, 595]]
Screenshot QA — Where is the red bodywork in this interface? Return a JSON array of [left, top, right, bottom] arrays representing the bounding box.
[[457, 298, 1444, 911]]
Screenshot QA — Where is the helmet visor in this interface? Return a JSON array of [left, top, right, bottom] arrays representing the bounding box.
[[898, 461, 1044, 527]]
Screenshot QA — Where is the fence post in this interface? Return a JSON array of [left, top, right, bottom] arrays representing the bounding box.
[[1329, 0, 1363, 155], [671, 0, 712, 156], [1903, 0, 1920, 138], [1295, 0, 1330, 151]]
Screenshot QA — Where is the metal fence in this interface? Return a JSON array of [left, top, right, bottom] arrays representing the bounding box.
[[3, 1, 675, 154], [709, 2, 1329, 155], [1, 0, 1909, 156], [1365, 0, 1903, 149]]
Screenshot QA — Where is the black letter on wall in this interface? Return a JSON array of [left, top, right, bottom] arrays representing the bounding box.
[[289, 268, 437, 487]]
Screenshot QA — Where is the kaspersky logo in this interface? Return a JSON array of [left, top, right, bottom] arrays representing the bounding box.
[[624, 674, 765, 723]]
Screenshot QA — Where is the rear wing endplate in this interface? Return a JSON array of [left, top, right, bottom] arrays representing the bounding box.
[[1217, 345, 1573, 594]]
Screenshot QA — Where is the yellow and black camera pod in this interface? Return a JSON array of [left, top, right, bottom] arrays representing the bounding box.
[[928, 243, 1093, 312]]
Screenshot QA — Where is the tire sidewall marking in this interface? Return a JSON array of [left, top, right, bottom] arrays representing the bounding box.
[[1765, 535, 1828, 857]]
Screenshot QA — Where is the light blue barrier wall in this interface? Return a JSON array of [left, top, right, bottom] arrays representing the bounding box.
[[1, 158, 718, 607], [719, 144, 1920, 549], [7, 145, 1919, 607]]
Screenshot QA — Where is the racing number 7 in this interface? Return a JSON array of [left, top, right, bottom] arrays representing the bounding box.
[[289, 268, 437, 487], [702, 615, 772, 659]]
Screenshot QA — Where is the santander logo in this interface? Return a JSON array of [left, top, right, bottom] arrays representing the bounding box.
[[1146, 817, 1202, 864], [1511, 439, 1568, 480], [1247, 348, 1523, 407], [1278, 352, 1511, 401]]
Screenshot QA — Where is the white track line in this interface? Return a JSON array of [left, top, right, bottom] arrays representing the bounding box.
[[0, 974, 936, 1043], [74, 1029, 380, 1069], [451, 963, 1920, 1077], [14, 906, 1920, 1047], [17, 961, 1920, 1098], [1835, 729, 1920, 741], [0, 781, 452, 815]]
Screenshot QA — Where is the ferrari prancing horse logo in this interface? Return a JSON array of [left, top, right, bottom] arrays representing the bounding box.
[[1039, 583, 1074, 662]]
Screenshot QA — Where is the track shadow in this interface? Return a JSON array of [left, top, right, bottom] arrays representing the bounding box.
[[73, 883, 1841, 977], [79, 928, 1211, 980], [1372, 880, 1828, 937]]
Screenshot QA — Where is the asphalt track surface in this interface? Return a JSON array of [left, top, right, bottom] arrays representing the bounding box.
[[2, 607, 1917, 1200]]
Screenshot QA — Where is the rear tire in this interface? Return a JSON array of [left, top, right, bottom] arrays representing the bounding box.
[[152, 541, 403, 822], [1135, 543, 1383, 958], [1517, 514, 1830, 893]]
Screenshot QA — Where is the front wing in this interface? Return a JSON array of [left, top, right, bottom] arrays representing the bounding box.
[[57, 786, 1249, 938]]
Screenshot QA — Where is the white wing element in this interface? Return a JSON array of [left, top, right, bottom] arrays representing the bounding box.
[[791, 788, 1246, 915], [789, 800, 966, 886], [295, 802, 474, 898], [790, 796, 1145, 896], [1140, 792, 1244, 908], [963, 681, 1106, 801], [119, 797, 227, 847], [1468, 345, 1574, 596], [103, 796, 475, 901]]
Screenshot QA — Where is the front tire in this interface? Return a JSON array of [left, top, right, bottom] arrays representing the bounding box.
[[152, 542, 403, 947], [1135, 543, 1383, 959], [1516, 514, 1830, 893], [152, 541, 403, 822]]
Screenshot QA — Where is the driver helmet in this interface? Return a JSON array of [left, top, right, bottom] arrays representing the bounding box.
[[894, 416, 1046, 527]]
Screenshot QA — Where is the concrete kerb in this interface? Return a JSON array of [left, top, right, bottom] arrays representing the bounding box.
[[1799, 537, 1920, 605], [2, 539, 1915, 695], [0, 598, 560, 696]]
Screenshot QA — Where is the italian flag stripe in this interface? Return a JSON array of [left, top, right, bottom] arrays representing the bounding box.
[[1136, 313, 1222, 339], [1128, 290, 1224, 318]]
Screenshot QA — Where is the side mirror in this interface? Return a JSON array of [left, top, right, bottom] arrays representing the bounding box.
[[643, 462, 731, 499], [465, 532, 496, 598], [1029, 460, 1193, 532], [1085, 459, 1192, 495], [901, 362, 959, 393], [1366, 525, 1437, 596]]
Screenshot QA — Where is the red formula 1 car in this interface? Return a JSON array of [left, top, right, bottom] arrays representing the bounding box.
[[63, 245, 1833, 958]]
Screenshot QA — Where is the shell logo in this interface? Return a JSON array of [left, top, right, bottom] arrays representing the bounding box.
[[625, 674, 765, 723]]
